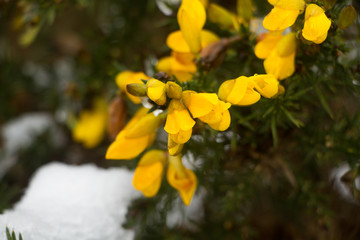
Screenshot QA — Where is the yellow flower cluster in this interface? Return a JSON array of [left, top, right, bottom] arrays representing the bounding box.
[[256, 1, 332, 80], [105, 0, 284, 206], [157, 0, 219, 82]]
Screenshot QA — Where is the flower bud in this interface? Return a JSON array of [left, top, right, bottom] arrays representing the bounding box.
[[126, 83, 146, 97], [166, 81, 182, 99], [167, 154, 197, 206]]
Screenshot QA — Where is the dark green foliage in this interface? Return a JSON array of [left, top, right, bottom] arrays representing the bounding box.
[[5, 227, 23, 240]]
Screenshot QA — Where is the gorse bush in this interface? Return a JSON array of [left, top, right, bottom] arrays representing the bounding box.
[[1, 0, 360, 239]]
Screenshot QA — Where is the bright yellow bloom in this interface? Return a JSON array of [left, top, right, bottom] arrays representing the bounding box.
[[116, 71, 150, 104], [164, 99, 196, 144], [249, 74, 280, 98], [263, 0, 305, 31], [166, 30, 219, 54], [133, 150, 167, 197], [146, 79, 167, 105], [167, 154, 197, 206], [73, 99, 108, 148], [182, 90, 231, 131], [255, 32, 297, 80], [157, 55, 196, 83], [302, 4, 331, 44], [177, 0, 206, 53], [106, 107, 162, 160], [218, 74, 279, 106]]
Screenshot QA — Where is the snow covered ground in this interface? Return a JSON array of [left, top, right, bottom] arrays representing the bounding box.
[[0, 163, 141, 240]]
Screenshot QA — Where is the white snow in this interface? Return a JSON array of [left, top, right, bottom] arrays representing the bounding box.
[[0, 162, 141, 240], [0, 113, 65, 180]]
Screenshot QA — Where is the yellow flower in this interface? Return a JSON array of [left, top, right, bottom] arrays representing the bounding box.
[[106, 107, 163, 160], [167, 154, 197, 206], [255, 32, 297, 80], [263, 0, 305, 31], [146, 78, 167, 105], [218, 74, 279, 105], [182, 90, 231, 131], [133, 150, 167, 197], [177, 0, 206, 53], [164, 99, 196, 144], [116, 71, 150, 104], [302, 4, 331, 44], [166, 30, 219, 54], [157, 55, 196, 83], [73, 99, 108, 148]]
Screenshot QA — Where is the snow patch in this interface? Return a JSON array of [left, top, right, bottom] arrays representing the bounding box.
[[0, 162, 141, 240]]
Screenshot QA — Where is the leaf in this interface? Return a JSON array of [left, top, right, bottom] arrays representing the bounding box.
[[338, 5, 357, 29], [315, 86, 334, 119], [271, 115, 278, 147]]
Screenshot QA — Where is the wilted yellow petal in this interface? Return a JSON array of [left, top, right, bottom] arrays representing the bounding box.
[[177, 0, 206, 53], [168, 135, 184, 156], [167, 155, 197, 206], [263, 7, 300, 31]]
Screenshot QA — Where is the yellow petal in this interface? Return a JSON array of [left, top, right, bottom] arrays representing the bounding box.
[[133, 150, 167, 197], [200, 30, 220, 49], [208, 108, 231, 131], [125, 113, 162, 138], [264, 50, 295, 80], [168, 135, 184, 156], [170, 128, 192, 144], [226, 77, 248, 104], [208, 3, 235, 30], [157, 56, 172, 73], [276, 32, 296, 57], [106, 133, 152, 160], [255, 33, 282, 59], [182, 91, 219, 118], [263, 7, 300, 31], [146, 79, 167, 105], [234, 86, 261, 105], [250, 74, 279, 98], [177, 0, 206, 53], [167, 156, 197, 206], [164, 100, 195, 134], [198, 100, 230, 124], [268, 0, 305, 11], [167, 31, 191, 53], [302, 4, 331, 44]]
